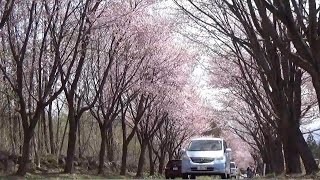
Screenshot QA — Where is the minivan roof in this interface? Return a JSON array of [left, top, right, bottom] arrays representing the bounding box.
[[191, 137, 223, 141]]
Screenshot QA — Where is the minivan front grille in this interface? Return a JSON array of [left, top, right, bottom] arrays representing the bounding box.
[[190, 157, 214, 163]]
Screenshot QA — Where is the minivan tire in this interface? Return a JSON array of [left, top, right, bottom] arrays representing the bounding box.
[[182, 174, 189, 179], [221, 173, 228, 179]]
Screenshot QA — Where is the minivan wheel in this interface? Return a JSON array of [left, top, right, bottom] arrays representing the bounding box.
[[221, 173, 228, 179], [182, 174, 189, 179], [227, 174, 230, 179], [190, 175, 196, 179]]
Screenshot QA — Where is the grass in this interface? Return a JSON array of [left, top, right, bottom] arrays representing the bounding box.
[[0, 170, 128, 179]]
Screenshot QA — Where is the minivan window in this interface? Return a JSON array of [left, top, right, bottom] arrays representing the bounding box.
[[188, 140, 222, 151]]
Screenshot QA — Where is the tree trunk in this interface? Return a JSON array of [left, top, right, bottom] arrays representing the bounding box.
[[294, 126, 319, 174], [98, 124, 106, 174], [261, 151, 272, 175], [33, 133, 40, 167], [56, 102, 61, 154], [120, 141, 129, 175], [136, 141, 147, 177], [148, 142, 155, 176], [168, 152, 174, 161], [48, 103, 56, 154], [311, 75, 320, 114], [158, 151, 166, 174], [42, 110, 50, 153], [64, 112, 78, 173], [59, 117, 69, 156], [106, 125, 114, 162], [16, 131, 32, 176], [282, 130, 302, 174], [271, 136, 284, 175], [78, 120, 82, 159]]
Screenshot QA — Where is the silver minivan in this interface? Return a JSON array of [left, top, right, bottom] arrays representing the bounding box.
[[181, 137, 231, 179]]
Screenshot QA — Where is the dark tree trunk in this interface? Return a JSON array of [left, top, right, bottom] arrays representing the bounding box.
[[48, 103, 56, 154], [98, 124, 106, 174], [16, 131, 32, 176], [282, 130, 302, 174], [78, 120, 82, 159], [311, 73, 320, 114], [168, 152, 174, 161], [271, 136, 284, 175], [294, 126, 319, 174], [42, 110, 50, 153], [136, 141, 147, 177], [120, 109, 138, 176], [261, 151, 272, 175], [120, 141, 129, 175], [64, 112, 78, 173], [158, 151, 166, 174], [106, 125, 114, 162], [148, 142, 155, 176], [59, 118, 69, 156]]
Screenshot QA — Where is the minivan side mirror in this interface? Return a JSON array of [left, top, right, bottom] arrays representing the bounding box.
[[180, 148, 186, 154], [225, 148, 231, 153]]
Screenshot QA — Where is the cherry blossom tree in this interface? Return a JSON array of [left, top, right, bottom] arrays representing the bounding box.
[[174, 0, 319, 174], [0, 0, 79, 175]]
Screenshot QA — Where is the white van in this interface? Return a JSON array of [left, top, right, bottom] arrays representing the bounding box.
[[181, 137, 231, 179]]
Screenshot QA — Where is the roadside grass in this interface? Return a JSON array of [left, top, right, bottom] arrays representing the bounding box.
[[26, 172, 126, 179], [0, 170, 170, 179], [0, 170, 129, 179]]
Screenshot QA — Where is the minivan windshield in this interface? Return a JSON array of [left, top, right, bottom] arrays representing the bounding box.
[[188, 140, 222, 151]]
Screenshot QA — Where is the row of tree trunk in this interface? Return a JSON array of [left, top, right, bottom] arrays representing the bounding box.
[[174, 0, 320, 175]]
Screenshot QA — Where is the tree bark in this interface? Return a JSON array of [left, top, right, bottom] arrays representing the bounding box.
[[294, 125, 319, 174], [42, 110, 50, 153], [271, 136, 284, 175], [136, 141, 147, 177], [16, 131, 32, 175], [120, 106, 138, 176], [120, 141, 129, 175], [48, 103, 56, 154], [311, 75, 320, 114], [98, 124, 106, 174], [106, 125, 114, 162], [148, 142, 155, 176], [158, 151, 166, 175], [59, 118, 69, 156], [279, 115, 301, 174], [78, 120, 82, 159], [281, 127, 302, 174], [64, 111, 78, 173]]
